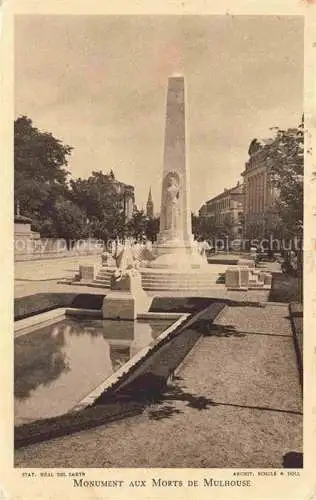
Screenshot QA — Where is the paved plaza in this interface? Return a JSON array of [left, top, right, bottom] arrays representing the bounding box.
[[15, 255, 103, 298], [14, 255, 302, 468], [14, 255, 279, 302]]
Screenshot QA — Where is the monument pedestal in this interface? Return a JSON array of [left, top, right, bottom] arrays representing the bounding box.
[[143, 75, 208, 272], [148, 244, 207, 269], [102, 291, 136, 320], [79, 265, 97, 282], [102, 269, 152, 320]]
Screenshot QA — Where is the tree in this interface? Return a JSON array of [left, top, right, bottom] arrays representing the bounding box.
[[124, 210, 160, 242], [245, 220, 266, 241], [266, 123, 304, 239], [191, 213, 200, 238], [192, 213, 218, 241], [52, 198, 89, 248], [219, 214, 234, 239], [126, 209, 148, 239], [145, 216, 160, 242], [14, 116, 72, 229]]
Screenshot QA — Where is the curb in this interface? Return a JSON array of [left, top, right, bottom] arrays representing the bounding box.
[[15, 402, 144, 449], [289, 302, 303, 388], [14, 301, 226, 449], [95, 301, 226, 405]]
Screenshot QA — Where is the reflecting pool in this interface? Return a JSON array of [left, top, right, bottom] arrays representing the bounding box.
[[15, 317, 173, 426]]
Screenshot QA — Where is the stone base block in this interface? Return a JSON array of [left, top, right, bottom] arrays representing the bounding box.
[[240, 267, 250, 288], [249, 280, 264, 288], [258, 271, 266, 282], [79, 265, 96, 282], [147, 245, 207, 269], [225, 267, 241, 290], [264, 273, 272, 286], [225, 266, 272, 291], [102, 286, 152, 320], [102, 292, 136, 320]]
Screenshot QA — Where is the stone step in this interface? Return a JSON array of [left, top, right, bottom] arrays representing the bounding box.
[[95, 275, 219, 281], [142, 275, 218, 283], [143, 285, 223, 291], [95, 278, 217, 285], [89, 284, 109, 289], [96, 271, 219, 281], [94, 268, 221, 291], [93, 279, 111, 284], [141, 279, 219, 284], [141, 274, 218, 280], [143, 281, 220, 286], [141, 282, 219, 287], [97, 266, 219, 274], [144, 275, 217, 279], [92, 279, 221, 291], [97, 274, 219, 281], [142, 278, 219, 282]]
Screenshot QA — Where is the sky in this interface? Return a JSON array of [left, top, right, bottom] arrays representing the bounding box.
[[15, 15, 303, 213]]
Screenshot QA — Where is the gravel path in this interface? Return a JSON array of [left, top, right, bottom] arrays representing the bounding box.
[[15, 303, 302, 468]]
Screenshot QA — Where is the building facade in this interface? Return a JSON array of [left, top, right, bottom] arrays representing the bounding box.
[[241, 138, 278, 239], [199, 183, 244, 238]]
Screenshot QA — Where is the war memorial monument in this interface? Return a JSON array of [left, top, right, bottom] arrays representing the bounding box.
[[92, 74, 227, 292], [89, 74, 271, 294]]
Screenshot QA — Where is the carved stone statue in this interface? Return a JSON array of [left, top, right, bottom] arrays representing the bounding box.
[[164, 174, 180, 231], [110, 243, 140, 290], [115, 244, 134, 270]]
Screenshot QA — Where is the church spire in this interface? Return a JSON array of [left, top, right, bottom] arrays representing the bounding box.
[[146, 187, 154, 218]]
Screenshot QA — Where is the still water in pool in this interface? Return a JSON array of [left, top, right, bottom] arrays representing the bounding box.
[[15, 318, 172, 426]]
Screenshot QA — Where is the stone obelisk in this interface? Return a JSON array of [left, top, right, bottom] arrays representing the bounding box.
[[150, 74, 205, 269]]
